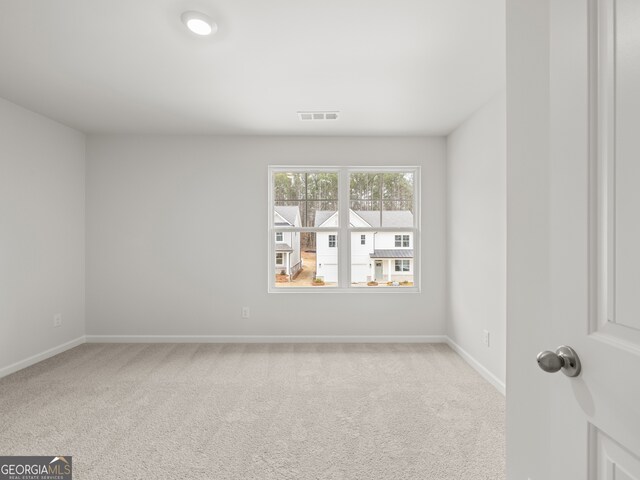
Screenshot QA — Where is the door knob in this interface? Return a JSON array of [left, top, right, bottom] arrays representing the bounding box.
[[536, 345, 581, 377]]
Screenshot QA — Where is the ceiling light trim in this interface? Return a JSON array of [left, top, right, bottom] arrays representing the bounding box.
[[181, 11, 217, 36]]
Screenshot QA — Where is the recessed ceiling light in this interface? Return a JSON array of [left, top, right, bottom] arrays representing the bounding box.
[[181, 11, 217, 36]]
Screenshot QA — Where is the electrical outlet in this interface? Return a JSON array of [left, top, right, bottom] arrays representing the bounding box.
[[241, 307, 250, 319], [482, 329, 490, 347], [53, 314, 62, 328]]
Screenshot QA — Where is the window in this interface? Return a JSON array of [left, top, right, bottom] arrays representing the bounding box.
[[272, 171, 338, 227], [395, 234, 410, 247], [395, 259, 411, 272], [270, 167, 419, 291]]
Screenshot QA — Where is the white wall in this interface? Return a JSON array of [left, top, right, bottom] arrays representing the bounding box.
[[0, 98, 86, 373], [446, 91, 506, 385], [86, 136, 446, 337]]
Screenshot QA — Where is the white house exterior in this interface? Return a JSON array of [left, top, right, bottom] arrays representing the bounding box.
[[314, 210, 414, 284], [274, 206, 302, 279]]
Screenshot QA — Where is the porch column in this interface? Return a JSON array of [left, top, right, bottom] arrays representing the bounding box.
[[370, 261, 375, 281], [387, 259, 392, 281]]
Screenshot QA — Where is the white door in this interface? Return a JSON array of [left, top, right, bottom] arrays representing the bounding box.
[[508, 0, 640, 477], [375, 261, 383, 281]]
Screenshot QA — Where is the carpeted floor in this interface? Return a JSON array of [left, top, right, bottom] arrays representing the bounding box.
[[0, 343, 505, 479]]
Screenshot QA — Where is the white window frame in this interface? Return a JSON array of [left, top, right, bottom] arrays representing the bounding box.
[[394, 234, 410, 248], [395, 259, 411, 272], [275, 252, 284, 266], [361, 234, 366, 245], [328, 234, 337, 248], [268, 165, 421, 293], [275, 232, 283, 242]]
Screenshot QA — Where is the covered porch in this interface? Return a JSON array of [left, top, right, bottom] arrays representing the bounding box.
[[369, 249, 414, 283], [275, 244, 293, 275], [275, 244, 302, 281]]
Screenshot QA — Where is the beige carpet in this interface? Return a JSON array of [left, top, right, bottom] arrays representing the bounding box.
[[0, 343, 505, 479]]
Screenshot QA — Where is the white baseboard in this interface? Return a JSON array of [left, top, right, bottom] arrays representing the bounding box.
[[0, 336, 86, 379], [0, 334, 505, 398], [85, 334, 448, 344], [445, 337, 506, 395]]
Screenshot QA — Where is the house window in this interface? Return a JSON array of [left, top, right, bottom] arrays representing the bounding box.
[[395, 234, 410, 247], [270, 167, 419, 291], [395, 259, 411, 272]]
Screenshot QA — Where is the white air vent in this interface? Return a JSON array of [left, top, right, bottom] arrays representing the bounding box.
[[298, 111, 340, 121]]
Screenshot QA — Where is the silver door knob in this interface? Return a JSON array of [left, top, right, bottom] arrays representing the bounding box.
[[536, 345, 581, 377]]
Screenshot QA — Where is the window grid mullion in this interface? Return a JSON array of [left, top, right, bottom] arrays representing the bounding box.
[[339, 168, 351, 289]]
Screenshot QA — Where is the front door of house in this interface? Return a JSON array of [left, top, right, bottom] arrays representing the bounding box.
[[375, 261, 383, 281]]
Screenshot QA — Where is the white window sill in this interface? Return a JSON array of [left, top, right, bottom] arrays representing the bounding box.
[[268, 286, 421, 294]]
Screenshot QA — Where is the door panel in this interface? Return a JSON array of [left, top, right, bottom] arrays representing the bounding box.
[[596, 428, 640, 480], [613, 0, 640, 332]]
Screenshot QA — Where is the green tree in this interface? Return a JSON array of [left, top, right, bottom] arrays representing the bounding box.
[[349, 172, 413, 212]]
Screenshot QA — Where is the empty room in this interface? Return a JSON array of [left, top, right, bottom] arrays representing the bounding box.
[[1, 0, 639, 479]]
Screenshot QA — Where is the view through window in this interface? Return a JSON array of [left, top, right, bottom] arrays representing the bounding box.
[[270, 167, 419, 291]]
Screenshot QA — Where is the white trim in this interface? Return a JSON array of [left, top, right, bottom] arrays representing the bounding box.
[[395, 234, 411, 248], [86, 335, 448, 344], [446, 337, 506, 396], [0, 335, 506, 398], [0, 336, 86, 379], [272, 226, 417, 233], [268, 286, 421, 294], [338, 167, 351, 288], [273, 211, 292, 227], [268, 166, 421, 293], [394, 259, 411, 272], [590, 0, 616, 333], [315, 210, 339, 228], [350, 210, 370, 227]]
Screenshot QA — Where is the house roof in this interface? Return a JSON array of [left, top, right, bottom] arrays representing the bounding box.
[[370, 249, 414, 259], [275, 243, 293, 252], [314, 210, 336, 227], [274, 206, 300, 226], [355, 210, 413, 228], [314, 210, 413, 228]]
